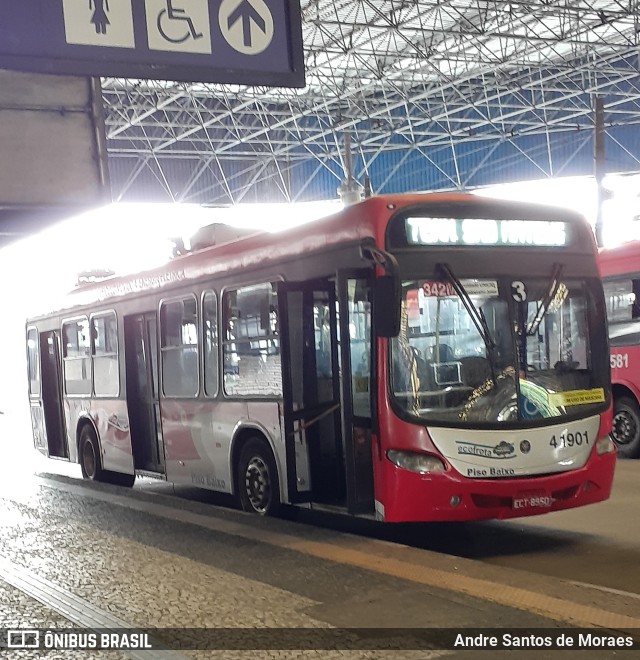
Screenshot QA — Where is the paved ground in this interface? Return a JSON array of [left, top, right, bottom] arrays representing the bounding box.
[[0, 411, 638, 658]]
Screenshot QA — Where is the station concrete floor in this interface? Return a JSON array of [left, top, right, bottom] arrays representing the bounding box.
[[0, 432, 639, 659]]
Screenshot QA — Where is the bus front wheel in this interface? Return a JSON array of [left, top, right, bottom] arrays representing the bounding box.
[[612, 396, 640, 458], [237, 438, 280, 516], [79, 425, 104, 480]]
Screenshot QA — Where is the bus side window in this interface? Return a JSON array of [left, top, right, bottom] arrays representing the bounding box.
[[62, 318, 91, 395], [202, 290, 218, 396], [160, 297, 199, 397], [348, 278, 372, 418], [603, 279, 635, 323], [27, 327, 40, 397], [92, 312, 119, 396], [222, 283, 282, 397], [632, 280, 640, 319]]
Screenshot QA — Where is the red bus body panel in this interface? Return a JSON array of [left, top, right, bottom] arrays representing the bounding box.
[[610, 345, 640, 402], [600, 240, 640, 398], [599, 240, 640, 278]]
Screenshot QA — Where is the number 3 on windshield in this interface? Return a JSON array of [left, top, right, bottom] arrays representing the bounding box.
[[511, 281, 527, 302]]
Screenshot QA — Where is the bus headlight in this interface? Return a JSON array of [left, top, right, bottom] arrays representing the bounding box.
[[386, 450, 445, 474], [596, 436, 616, 455]]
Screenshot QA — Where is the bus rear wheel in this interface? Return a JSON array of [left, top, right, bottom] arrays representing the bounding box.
[[79, 426, 104, 481], [237, 438, 280, 516], [612, 396, 640, 458]]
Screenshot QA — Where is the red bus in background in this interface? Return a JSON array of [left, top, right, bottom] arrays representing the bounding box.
[[26, 194, 616, 522], [599, 240, 640, 458]]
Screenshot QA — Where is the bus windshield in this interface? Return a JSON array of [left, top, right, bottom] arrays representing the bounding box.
[[391, 275, 604, 426]]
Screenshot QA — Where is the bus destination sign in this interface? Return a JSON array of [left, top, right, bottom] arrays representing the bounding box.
[[0, 0, 304, 87], [406, 218, 568, 247]]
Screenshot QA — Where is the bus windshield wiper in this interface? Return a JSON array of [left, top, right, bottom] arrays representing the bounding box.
[[437, 263, 498, 387], [526, 263, 564, 337]]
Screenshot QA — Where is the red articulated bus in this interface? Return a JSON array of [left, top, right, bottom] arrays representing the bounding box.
[[26, 193, 616, 522], [599, 240, 640, 458]]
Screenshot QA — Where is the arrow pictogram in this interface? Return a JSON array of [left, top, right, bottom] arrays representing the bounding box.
[[227, 0, 266, 48]]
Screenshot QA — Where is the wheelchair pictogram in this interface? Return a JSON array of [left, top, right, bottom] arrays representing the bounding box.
[[157, 0, 203, 44]]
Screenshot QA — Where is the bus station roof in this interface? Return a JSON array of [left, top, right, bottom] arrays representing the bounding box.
[[102, 0, 640, 205]]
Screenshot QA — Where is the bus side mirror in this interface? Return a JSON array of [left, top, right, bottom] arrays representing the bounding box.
[[374, 275, 401, 337]]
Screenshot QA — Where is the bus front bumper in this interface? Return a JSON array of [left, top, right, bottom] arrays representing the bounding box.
[[381, 449, 617, 523]]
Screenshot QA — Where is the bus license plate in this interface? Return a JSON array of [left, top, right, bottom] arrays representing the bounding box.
[[512, 491, 553, 510]]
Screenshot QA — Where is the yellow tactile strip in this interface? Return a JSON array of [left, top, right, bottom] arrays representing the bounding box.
[[30, 476, 640, 631], [284, 539, 640, 630]]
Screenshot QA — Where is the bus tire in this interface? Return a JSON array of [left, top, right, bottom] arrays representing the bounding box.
[[612, 396, 640, 459], [79, 425, 104, 481], [237, 438, 280, 516]]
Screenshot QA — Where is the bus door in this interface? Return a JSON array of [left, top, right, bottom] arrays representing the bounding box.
[[124, 313, 165, 474], [279, 280, 345, 506], [337, 271, 375, 515], [39, 331, 68, 458]]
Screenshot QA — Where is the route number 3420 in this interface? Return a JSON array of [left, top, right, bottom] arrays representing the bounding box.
[[610, 353, 629, 369]]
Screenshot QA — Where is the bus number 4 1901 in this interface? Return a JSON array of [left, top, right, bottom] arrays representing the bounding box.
[[550, 431, 589, 449]]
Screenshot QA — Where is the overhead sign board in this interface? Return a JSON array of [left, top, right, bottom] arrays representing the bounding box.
[[0, 0, 304, 87]]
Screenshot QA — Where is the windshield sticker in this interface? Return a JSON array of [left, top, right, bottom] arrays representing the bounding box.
[[548, 388, 605, 407], [422, 281, 456, 297], [519, 380, 562, 418], [421, 280, 498, 297], [461, 280, 499, 296]]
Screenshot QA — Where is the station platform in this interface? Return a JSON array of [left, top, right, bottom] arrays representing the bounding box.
[[0, 428, 639, 658]]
